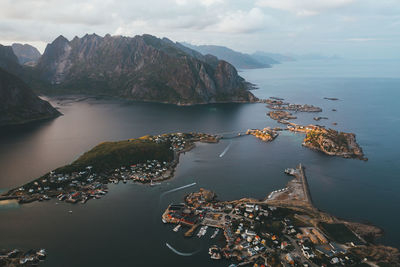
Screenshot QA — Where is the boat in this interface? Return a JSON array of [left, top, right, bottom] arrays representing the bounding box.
[[81, 196, 88, 204], [211, 228, 219, 239], [36, 249, 47, 259], [173, 224, 181, 232], [162, 218, 167, 224], [197, 226, 208, 237], [150, 180, 161, 186]]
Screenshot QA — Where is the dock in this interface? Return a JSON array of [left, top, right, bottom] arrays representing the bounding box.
[[184, 224, 200, 237]]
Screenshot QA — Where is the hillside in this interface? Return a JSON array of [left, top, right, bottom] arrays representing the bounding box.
[[0, 67, 60, 126], [34, 34, 256, 105], [56, 136, 174, 173]]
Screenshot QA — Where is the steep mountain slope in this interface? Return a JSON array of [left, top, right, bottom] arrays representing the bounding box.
[[11, 43, 41, 65], [35, 34, 256, 105], [0, 44, 25, 77], [0, 68, 60, 126], [181, 43, 273, 69]]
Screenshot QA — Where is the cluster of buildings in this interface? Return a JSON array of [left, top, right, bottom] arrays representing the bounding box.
[[3, 132, 220, 205], [0, 248, 46, 266], [162, 188, 365, 267], [246, 128, 279, 142], [268, 103, 322, 113]]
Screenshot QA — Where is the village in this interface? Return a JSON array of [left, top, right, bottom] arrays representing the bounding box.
[[0, 132, 220, 205], [161, 165, 386, 267], [0, 248, 47, 266]]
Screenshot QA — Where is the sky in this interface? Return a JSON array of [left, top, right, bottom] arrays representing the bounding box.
[[0, 0, 399, 59]]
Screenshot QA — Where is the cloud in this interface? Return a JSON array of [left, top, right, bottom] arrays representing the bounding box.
[[0, 0, 399, 58], [256, 0, 356, 16], [213, 8, 268, 33]]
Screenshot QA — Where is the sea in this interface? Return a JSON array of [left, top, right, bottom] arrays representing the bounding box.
[[0, 58, 399, 266]]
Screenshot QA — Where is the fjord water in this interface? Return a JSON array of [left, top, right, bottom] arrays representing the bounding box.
[[0, 59, 399, 266]]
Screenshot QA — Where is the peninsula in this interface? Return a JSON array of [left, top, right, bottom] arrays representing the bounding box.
[[0, 132, 219, 205], [162, 164, 399, 266]]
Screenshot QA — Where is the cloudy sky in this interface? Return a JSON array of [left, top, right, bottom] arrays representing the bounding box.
[[1, 0, 399, 58]]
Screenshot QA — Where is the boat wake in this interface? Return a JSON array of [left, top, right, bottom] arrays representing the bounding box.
[[219, 141, 232, 158], [166, 243, 199, 257], [160, 183, 197, 199]]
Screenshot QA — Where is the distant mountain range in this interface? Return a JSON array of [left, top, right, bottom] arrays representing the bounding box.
[[11, 43, 41, 65], [251, 51, 295, 63], [181, 43, 277, 69]]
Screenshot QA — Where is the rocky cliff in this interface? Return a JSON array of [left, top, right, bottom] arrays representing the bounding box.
[[35, 34, 256, 105], [0, 67, 60, 126]]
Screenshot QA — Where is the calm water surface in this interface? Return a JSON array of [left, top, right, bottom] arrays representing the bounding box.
[[0, 59, 399, 266]]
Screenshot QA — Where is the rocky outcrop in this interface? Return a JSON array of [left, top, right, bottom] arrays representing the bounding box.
[[0, 67, 61, 126], [302, 127, 367, 160], [11, 43, 41, 65], [35, 34, 256, 105]]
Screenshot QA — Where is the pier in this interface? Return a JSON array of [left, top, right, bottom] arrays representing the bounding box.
[[263, 163, 316, 211]]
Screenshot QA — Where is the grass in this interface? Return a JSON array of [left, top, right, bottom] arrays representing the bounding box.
[[55, 136, 174, 173], [320, 222, 362, 245]]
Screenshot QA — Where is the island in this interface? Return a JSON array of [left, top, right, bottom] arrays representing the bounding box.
[[302, 127, 367, 161], [161, 164, 399, 266], [286, 123, 367, 160], [313, 117, 328, 121], [262, 98, 322, 113], [246, 128, 278, 142], [0, 132, 220, 205], [267, 111, 297, 123]]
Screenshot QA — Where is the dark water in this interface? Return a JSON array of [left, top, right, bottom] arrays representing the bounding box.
[[0, 59, 399, 266]]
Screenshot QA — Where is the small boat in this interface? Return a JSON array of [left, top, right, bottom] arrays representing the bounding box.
[[36, 249, 47, 259], [211, 228, 219, 239], [162, 218, 167, 224], [81, 196, 88, 204], [150, 181, 161, 186], [173, 224, 181, 232]]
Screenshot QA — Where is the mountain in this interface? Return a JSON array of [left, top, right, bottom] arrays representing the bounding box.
[[34, 34, 256, 105], [180, 43, 274, 69], [11, 43, 41, 65], [251, 51, 295, 63], [0, 44, 25, 77], [0, 67, 61, 126]]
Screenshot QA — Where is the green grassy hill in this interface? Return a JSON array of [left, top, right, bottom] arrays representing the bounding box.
[[56, 136, 173, 173]]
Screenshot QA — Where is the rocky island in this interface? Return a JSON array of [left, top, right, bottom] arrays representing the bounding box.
[[246, 128, 279, 142], [303, 127, 367, 161], [267, 110, 297, 123], [0, 132, 219, 205], [262, 98, 322, 113], [286, 123, 367, 160], [162, 164, 399, 266]]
